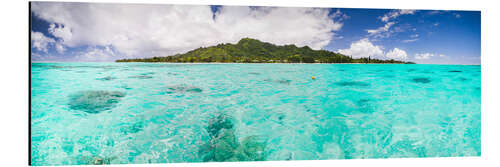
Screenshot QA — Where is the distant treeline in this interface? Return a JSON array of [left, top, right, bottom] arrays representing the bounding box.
[[116, 38, 415, 64]]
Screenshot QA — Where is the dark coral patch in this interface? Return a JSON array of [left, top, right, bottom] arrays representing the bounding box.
[[207, 115, 234, 137], [334, 81, 370, 87], [264, 79, 291, 85], [68, 90, 125, 114], [357, 99, 370, 105], [167, 72, 179, 76], [163, 85, 203, 94], [355, 99, 375, 113], [238, 136, 266, 161], [199, 114, 266, 162], [96, 76, 116, 81], [128, 75, 153, 79], [412, 77, 431, 83], [128, 72, 154, 79]]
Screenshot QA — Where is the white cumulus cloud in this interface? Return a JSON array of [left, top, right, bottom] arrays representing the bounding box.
[[76, 46, 116, 62], [337, 38, 384, 59], [31, 31, 55, 53], [338, 38, 408, 60], [385, 48, 408, 60], [48, 23, 73, 43], [55, 43, 65, 54], [31, 2, 345, 60]]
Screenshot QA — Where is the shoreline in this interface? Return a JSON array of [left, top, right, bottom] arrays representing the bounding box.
[[30, 62, 481, 66]]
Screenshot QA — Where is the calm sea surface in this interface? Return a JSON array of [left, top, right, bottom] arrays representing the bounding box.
[[31, 63, 481, 165]]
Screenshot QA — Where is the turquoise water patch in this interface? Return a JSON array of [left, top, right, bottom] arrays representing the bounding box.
[[30, 63, 481, 165], [264, 79, 292, 85]]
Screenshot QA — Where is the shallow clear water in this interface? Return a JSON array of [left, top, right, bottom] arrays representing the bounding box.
[[31, 63, 481, 165]]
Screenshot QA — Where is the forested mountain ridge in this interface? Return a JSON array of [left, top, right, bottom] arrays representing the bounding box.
[[116, 38, 414, 64]]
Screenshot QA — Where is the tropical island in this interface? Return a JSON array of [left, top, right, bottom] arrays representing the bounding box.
[[116, 38, 414, 64]]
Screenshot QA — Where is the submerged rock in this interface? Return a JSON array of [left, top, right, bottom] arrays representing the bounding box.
[[412, 77, 431, 83], [199, 114, 266, 162], [68, 90, 125, 114], [86, 156, 116, 165], [91, 157, 105, 165], [208, 114, 234, 137], [237, 136, 266, 161], [334, 81, 370, 87], [448, 70, 462, 73], [213, 129, 239, 161]]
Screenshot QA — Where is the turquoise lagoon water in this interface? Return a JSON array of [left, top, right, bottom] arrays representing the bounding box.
[[31, 63, 481, 165]]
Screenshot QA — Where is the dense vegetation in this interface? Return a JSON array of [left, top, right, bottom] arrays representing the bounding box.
[[116, 38, 414, 64]]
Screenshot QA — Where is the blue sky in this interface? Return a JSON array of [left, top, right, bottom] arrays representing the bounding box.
[[30, 2, 480, 64], [323, 8, 480, 64]]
